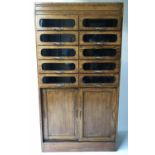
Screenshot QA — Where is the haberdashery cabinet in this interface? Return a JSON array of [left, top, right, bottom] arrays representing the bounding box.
[[35, 3, 123, 151]]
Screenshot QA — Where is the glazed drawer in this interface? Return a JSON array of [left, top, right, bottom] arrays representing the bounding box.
[[38, 60, 78, 73], [79, 74, 119, 87], [79, 31, 121, 45], [79, 46, 120, 60], [37, 31, 78, 46], [37, 46, 78, 60], [79, 60, 119, 73], [79, 15, 122, 30], [36, 15, 78, 30], [38, 74, 78, 88]]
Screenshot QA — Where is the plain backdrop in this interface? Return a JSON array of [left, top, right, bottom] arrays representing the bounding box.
[[0, 0, 128, 155], [1, 0, 155, 155]]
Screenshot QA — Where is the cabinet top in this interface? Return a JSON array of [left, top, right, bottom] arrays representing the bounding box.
[[35, 3, 123, 11]]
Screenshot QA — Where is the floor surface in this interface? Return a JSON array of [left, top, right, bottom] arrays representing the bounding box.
[[116, 130, 128, 154]]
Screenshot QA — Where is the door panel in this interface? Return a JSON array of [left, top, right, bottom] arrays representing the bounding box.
[[36, 15, 78, 30], [79, 88, 117, 141], [42, 89, 78, 140]]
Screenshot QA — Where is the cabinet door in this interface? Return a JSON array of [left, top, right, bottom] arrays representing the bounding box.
[[79, 88, 117, 141], [42, 89, 78, 141]]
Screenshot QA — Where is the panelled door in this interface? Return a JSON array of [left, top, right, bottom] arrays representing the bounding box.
[[42, 89, 79, 141], [79, 88, 117, 141]]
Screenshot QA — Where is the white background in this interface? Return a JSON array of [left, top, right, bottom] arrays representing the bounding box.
[[1, 0, 154, 155]]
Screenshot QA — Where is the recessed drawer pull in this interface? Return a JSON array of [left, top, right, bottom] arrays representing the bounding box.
[[95, 57, 102, 59], [96, 42, 104, 45], [93, 84, 102, 87], [95, 27, 103, 30], [54, 42, 64, 46], [56, 84, 65, 87], [54, 27, 64, 31], [93, 70, 102, 73], [55, 57, 64, 59], [55, 71, 65, 73], [60, 27, 64, 30]]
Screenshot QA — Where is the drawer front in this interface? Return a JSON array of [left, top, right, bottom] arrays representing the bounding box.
[[37, 31, 78, 46], [38, 60, 78, 73], [79, 46, 120, 60], [79, 74, 119, 87], [79, 60, 119, 73], [39, 74, 78, 88], [79, 15, 122, 30], [36, 15, 78, 30], [37, 46, 78, 60], [80, 31, 121, 45]]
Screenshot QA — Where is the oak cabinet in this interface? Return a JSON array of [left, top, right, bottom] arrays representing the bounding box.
[[35, 3, 123, 152]]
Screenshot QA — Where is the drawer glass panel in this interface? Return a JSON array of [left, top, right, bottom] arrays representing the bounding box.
[[40, 34, 76, 42], [83, 34, 117, 42], [83, 48, 117, 57], [41, 48, 76, 57], [83, 19, 118, 28], [42, 76, 76, 84], [42, 63, 75, 71], [82, 76, 115, 83], [39, 19, 75, 28], [83, 63, 116, 70]]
